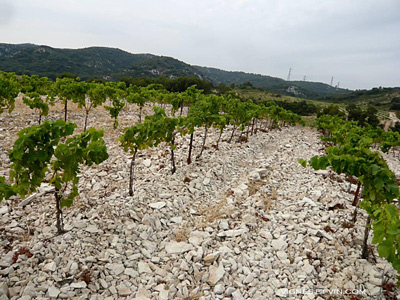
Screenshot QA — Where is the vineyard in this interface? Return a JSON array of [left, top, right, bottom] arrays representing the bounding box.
[[0, 72, 399, 299]]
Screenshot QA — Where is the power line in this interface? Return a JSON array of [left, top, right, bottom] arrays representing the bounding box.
[[287, 68, 292, 81]]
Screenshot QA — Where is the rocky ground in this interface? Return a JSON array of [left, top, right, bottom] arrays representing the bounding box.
[[0, 100, 399, 300]]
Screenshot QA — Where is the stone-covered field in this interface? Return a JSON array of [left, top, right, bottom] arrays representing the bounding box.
[[0, 100, 399, 299]]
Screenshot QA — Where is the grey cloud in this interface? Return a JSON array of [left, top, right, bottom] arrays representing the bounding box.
[[0, 1, 15, 25], [0, 0, 399, 89]]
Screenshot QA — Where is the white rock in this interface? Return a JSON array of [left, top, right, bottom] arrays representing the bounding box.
[[214, 284, 224, 295], [159, 288, 169, 300], [294, 234, 304, 244], [143, 159, 152, 167], [0, 206, 8, 215], [255, 168, 268, 178], [124, 268, 138, 277], [159, 193, 172, 199], [85, 224, 100, 233], [217, 229, 247, 238], [138, 261, 152, 274], [276, 251, 288, 261], [70, 281, 87, 289], [231, 188, 244, 197], [243, 274, 254, 284], [70, 262, 79, 274], [276, 288, 289, 297], [99, 279, 108, 289], [0, 282, 9, 297], [271, 239, 287, 250], [302, 197, 317, 207], [249, 171, 261, 181], [189, 231, 210, 246], [232, 290, 245, 300], [149, 202, 166, 209], [260, 230, 273, 240], [19, 193, 38, 207], [303, 262, 314, 275], [225, 287, 236, 296], [171, 216, 183, 224], [218, 219, 229, 230], [48, 286, 60, 298], [203, 178, 211, 185], [165, 241, 194, 254], [118, 286, 131, 296], [43, 261, 56, 272], [106, 263, 125, 275], [208, 263, 225, 285], [315, 170, 329, 176]]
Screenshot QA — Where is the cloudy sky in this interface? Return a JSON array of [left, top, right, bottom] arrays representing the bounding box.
[[0, 0, 399, 90]]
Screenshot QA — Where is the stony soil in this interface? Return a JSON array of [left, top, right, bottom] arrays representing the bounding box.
[[0, 100, 399, 300]]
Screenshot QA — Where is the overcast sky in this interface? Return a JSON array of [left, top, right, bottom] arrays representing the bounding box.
[[1, 0, 399, 90]]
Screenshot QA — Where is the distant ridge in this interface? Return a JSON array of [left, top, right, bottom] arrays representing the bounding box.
[[0, 43, 350, 99]]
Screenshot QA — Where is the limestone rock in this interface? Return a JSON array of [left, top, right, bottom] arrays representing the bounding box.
[[208, 263, 225, 285], [165, 241, 193, 254]]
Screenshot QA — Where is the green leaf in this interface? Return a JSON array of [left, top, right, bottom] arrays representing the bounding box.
[[388, 223, 400, 235], [297, 159, 307, 168], [377, 239, 394, 258]]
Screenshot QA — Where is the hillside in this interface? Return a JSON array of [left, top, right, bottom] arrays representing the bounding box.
[[321, 87, 400, 106], [195, 66, 349, 98], [0, 43, 349, 99]]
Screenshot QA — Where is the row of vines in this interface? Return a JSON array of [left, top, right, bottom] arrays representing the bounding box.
[[0, 71, 302, 234], [299, 114, 400, 282], [2, 71, 400, 283]]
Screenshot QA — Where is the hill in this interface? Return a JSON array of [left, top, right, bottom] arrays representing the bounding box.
[[0, 43, 349, 99], [194, 66, 349, 98]]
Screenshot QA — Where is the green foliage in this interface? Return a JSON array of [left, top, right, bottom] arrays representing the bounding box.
[[347, 104, 380, 127], [119, 106, 176, 154], [54, 76, 87, 121], [274, 100, 317, 116], [0, 177, 16, 202], [51, 128, 109, 207], [21, 75, 54, 124], [0, 71, 20, 113], [300, 115, 400, 280], [77, 82, 107, 131], [119, 106, 179, 194], [317, 104, 346, 118], [7, 120, 108, 232], [9, 120, 76, 197], [215, 82, 232, 95], [104, 82, 126, 128]]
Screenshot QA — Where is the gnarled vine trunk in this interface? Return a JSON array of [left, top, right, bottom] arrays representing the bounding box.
[[187, 132, 194, 164], [129, 148, 138, 196]]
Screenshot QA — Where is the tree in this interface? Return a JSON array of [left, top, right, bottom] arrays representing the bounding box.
[[365, 105, 380, 127], [216, 83, 232, 95], [346, 103, 365, 126], [317, 104, 345, 118]]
